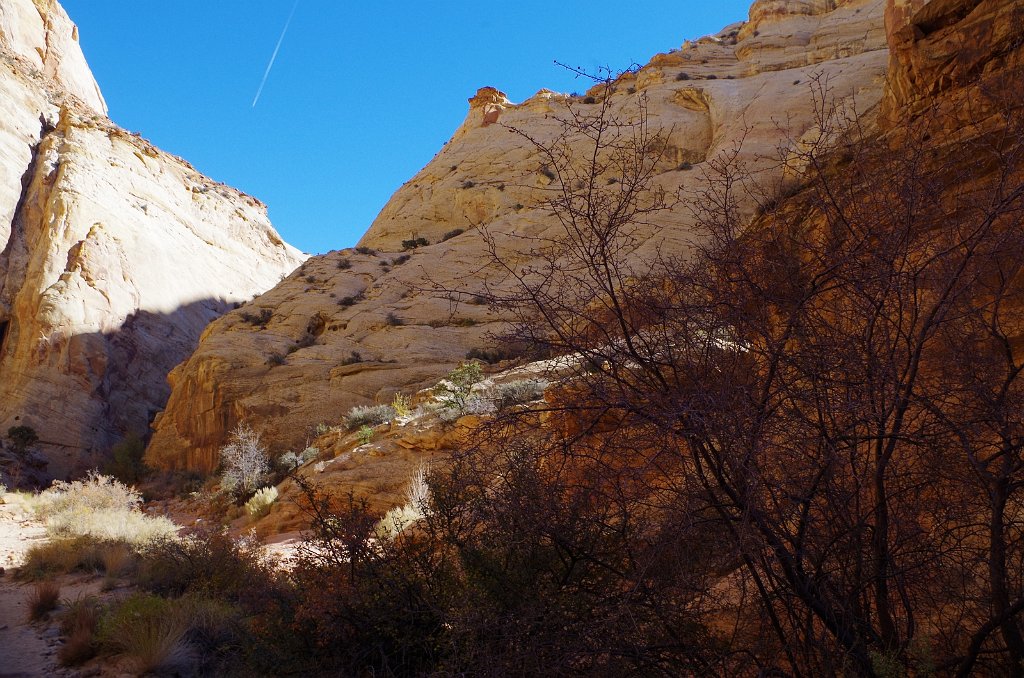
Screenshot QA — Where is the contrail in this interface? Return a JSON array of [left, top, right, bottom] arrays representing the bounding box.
[[252, 0, 300, 108]]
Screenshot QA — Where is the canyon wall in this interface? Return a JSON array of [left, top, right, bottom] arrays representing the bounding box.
[[0, 0, 306, 476], [147, 0, 891, 471]]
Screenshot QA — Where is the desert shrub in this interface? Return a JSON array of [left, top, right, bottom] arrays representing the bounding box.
[[393, 253, 411, 265], [337, 295, 359, 307], [441, 228, 465, 242], [7, 425, 38, 454], [36, 471, 140, 517], [266, 352, 286, 366], [345, 404, 395, 430], [336, 257, 352, 270], [278, 446, 319, 471], [539, 166, 556, 181], [433, 361, 483, 414], [245, 487, 278, 517], [137, 530, 276, 604], [340, 350, 362, 365], [357, 425, 374, 446], [488, 379, 549, 411], [28, 579, 61, 620], [465, 346, 518, 364], [401, 237, 429, 251], [219, 424, 269, 498], [354, 246, 376, 255], [582, 95, 597, 104], [676, 71, 690, 81], [678, 161, 693, 170], [706, 74, 718, 80], [32, 472, 176, 545], [103, 432, 146, 484], [240, 308, 272, 327], [461, 180, 475, 189], [385, 312, 403, 326]]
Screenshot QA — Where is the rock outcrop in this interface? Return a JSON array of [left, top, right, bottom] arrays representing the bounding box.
[[147, 0, 891, 472], [0, 0, 305, 475]]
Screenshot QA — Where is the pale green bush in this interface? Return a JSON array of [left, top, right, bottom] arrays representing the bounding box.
[[344, 404, 396, 430], [488, 379, 549, 411]]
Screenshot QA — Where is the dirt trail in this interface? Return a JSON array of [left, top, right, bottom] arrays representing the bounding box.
[[0, 497, 79, 678]]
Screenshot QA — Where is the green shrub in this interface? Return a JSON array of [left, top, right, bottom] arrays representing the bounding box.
[[357, 425, 374, 446], [433, 361, 483, 414], [345, 404, 396, 430]]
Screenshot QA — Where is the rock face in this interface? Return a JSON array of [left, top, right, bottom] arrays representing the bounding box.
[[0, 0, 305, 475], [148, 0, 891, 472], [882, 0, 1022, 122]]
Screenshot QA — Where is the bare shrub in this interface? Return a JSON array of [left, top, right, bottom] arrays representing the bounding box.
[[219, 424, 269, 497]]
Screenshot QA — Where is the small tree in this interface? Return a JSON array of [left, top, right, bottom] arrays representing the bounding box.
[[219, 424, 269, 497], [432, 361, 483, 414]]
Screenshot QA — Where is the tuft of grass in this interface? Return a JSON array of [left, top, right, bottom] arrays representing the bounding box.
[[245, 487, 278, 518], [391, 393, 412, 417], [28, 580, 61, 621], [58, 595, 101, 666], [98, 594, 195, 676]]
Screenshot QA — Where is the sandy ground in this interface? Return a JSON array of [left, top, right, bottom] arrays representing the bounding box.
[[0, 496, 76, 678]]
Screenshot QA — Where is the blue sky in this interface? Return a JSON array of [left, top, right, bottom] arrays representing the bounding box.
[[61, 1, 752, 254]]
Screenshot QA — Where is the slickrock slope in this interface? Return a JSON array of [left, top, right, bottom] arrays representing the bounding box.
[[148, 0, 890, 472], [0, 0, 305, 476]]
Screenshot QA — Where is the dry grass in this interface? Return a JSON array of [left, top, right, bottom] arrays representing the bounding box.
[[20, 537, 139, 580], [28, 580, 61, 621], [245, 486, 278, 518], [57, 595, 101, 666], [99, 594, 196, 675]]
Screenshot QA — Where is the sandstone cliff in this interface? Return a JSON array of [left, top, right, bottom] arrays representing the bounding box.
[[0, 0, 306, 476], [147, 0, 890, 472]]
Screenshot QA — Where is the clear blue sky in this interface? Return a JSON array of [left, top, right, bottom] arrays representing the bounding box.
[[61, 1, 751, 254]]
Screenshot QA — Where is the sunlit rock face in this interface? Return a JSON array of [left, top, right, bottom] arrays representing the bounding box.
[[147, 0, 892, 472], [0, 0, 305, 476]]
